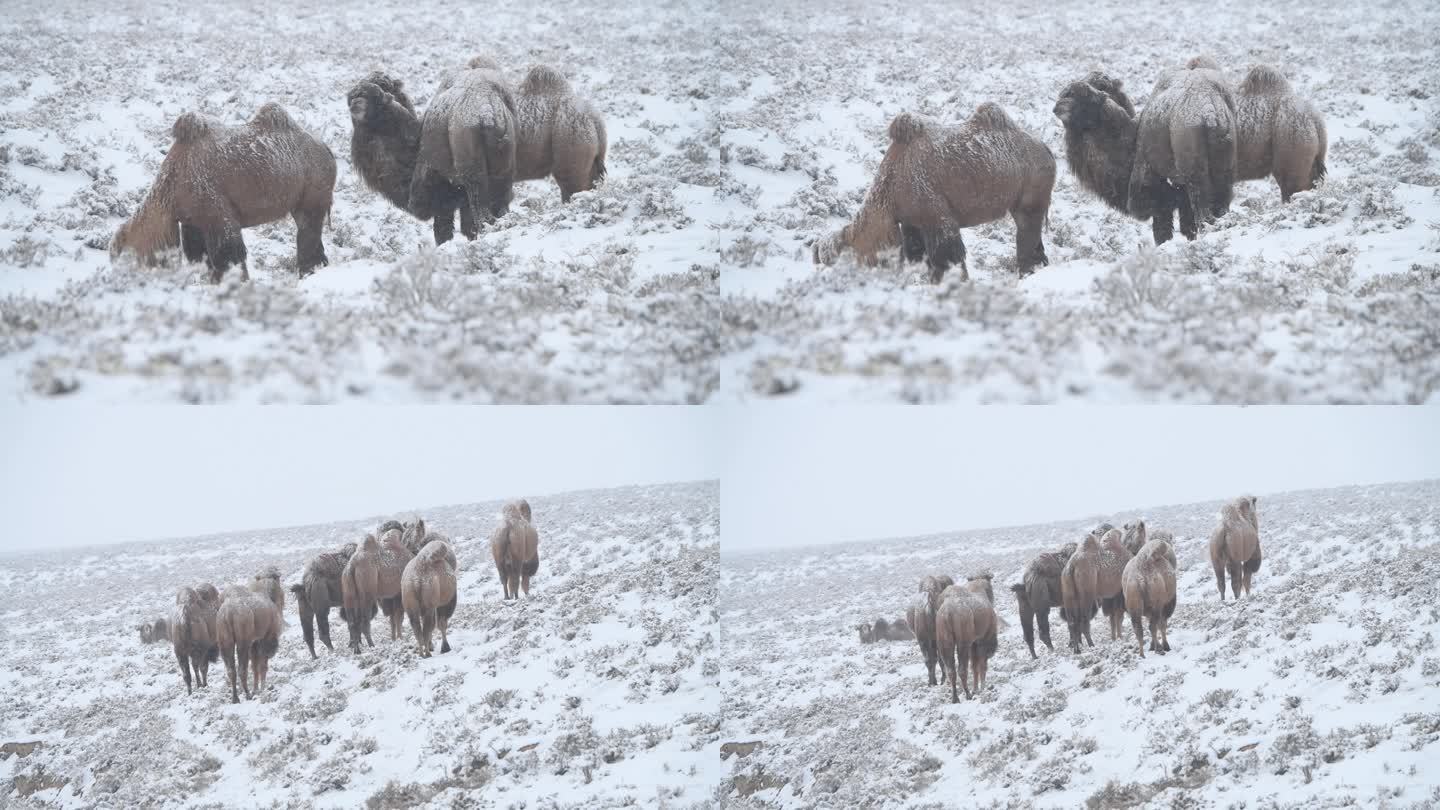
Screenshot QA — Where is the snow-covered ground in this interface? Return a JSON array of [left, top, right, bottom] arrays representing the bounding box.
[[715, 0, 1440, 402], [0, 481, 719, 808], [719, 479, 1440, 807], [0, 0, 718, 402]]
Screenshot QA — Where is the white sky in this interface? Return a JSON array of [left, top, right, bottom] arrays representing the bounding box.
[[722, 406, 1440, 551], [0, 406, 719, 551]]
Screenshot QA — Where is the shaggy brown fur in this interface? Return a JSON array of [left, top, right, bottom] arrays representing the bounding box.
[[1011, 541, 1076, 658], [1121, 520, 1148, 557], [375, 529, 416, 641], [169, 586, 219, 694], [140, 617, 170, 644], [1056, 70, 1235, 245], [510, 65, 608, 204], [402, 538, 458, 657], [1233, 65, 1327, 201], [216, 582, 282, 704], [111, 103, 335, 281], [1132, 65, 1238, 239], [400, 519, 429, 555], [1209, 495, 1261, 600], [905, 575, 954, 686], [1096, 529, 1135, 641], [935, 575, 998, 703], [813, 103, 1056, 282], [1122, 538, 1178, 656], [490, 500, 540, 600], [1060, 533, 1102, 653], [290, 542, 357, 658]]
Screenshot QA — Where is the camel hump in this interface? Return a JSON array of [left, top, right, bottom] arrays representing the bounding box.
[[171, 112, 215, 143], [467, 54, 502, 71], [251, 103, 295, 131], [969, 102, 1017, 130], [1239, 64, 1292, 95], [888, 112, 929, 144], [520, 65, 571, 95], [1186, 54, 1221, 70]]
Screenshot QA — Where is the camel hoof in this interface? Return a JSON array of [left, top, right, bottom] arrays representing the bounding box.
[[441, 642, 451, 653]]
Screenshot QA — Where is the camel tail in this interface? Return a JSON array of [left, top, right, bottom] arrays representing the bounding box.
[[254, 635, 279, 659], [1245, 546, 1263, 574], [591, 154, 607, 186], [1207, 123, 1236, 216], [1310, 154, 1327, 187], [206, 645, 219, 663]]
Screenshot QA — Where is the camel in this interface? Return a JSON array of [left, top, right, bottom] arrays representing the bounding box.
[[936, 574, 999, 703], [490, 500, 540, 600], [1011, 541, 1076, 658], [1121, 520, 1148, 557], [290, 542, 357, 658], [1096, 529, 1135, 641], [169, 585, 219, 694], [401, 538, 458, 657], [813, 103, 1056, 281], [1209, 495, 1261, 600], [110, 103, 335, 281], [905, 574, 954, 686], [215, 582, 282, 703], [1060, 532, 1103, 653], [1122, 538, 1178, 656]]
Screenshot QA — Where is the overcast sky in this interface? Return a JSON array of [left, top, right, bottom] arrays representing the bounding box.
[[722, 407, 1440, 551], [0, 407, 719, 551]]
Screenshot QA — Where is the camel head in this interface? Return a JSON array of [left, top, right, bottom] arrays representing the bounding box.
[[1054, 79, 1111, 129]]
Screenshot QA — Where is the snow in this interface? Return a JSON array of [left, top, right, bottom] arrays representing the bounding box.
[[0, 0, 719, 402], [714, 0, 1440, 402], [0, 481, 719, 808], [720, 479, 1440, 807]]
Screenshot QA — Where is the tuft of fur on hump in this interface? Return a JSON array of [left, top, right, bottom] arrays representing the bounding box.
[[1083, 72, 1136, 117], [251, 103, 295, 130], [520, 65, 571, 95], [887, 112, 927, 144], [1238, 65, 1292, 95], [466, 55, 502, 72], [171, 112, 215, 143], [1186, 54, 1222, 71], [362, 72, 415, 113]]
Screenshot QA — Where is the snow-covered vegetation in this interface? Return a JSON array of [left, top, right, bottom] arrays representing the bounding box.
[[0, 0, 718, 402], [715, 0, 1440, 401], [720, 479, 1440, 807], [0, 481, 719, 807]]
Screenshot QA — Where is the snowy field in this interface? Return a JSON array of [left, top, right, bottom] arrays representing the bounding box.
[[0, 481, 719, 808], [716, 0, 1440, 402], [0, 0, 718, 402], [719, 480, 1440, 807]]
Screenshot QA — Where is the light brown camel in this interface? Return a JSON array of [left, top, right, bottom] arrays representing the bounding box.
[[1209, 495, 1261, 600], [1060, 533, 1102, 653], [1096, 529, 1135, 641], [402, 538, 458, 657], [1122, 538, 1178, 656], [905, 574, 954, 686], [215, 582, 282, 703], [1011, 541, 1077, 658], [935, 574, 999, 703], [169, 585, 219, 694], [490, 500, 540, 600]]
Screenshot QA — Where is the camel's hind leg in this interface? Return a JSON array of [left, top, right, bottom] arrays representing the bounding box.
[[203, 221, 248, 284], [970, 647, 984, 695], [924, 639, 939, 687], [1016, 592, 1037, 659], [1227, 561, 1244, 600], [1129, 610, 1146, 657], [957, 645, 972, 701], [315, 608, 333, 654], [190, 651, 208, 687], [437, 603, 452, 654], [236, 644, 252, 701], [406, 607, 424, 655], [421, 609, 436, 658], [175, 648, 194, 694], [1212, 553, 1228, 601], [1036, 606, 1054, 653], [433, 196, 459, 245], [221, 645, 239, 704]]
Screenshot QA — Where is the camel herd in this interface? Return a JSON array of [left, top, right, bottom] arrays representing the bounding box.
[[109, 56, 606, 283], [139, 500, 540, 703], [815, 56, 1327, 281], [892, 496, 1261, 704]]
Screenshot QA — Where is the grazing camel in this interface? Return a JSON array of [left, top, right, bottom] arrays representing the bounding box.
[[935, 574, 999, 703], [1210, 495, 1261, 600]]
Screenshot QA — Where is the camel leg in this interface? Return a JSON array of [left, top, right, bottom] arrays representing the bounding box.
[[1036, 607, 1053, 653], [204, 222, 248, 284], [957, 645, 972, 701], [1081, 611, 1095, 648], [421, 610, 436, 658], [464, 177, 494, 239], [1130, 610, 1145, 657], [191, 651, 208, 687], [1161, 615, 1172, 652], [897, 223, 927, 264], [293, 208, 329, 278], [1011, 208, 1047, 278], [1177, 188, 1202, 241], [1228, 561, 1244, 600], [180, 223, 207, 263], [923, 227, 966, 284], [407, 607, 424, 655], [237, 644, 252, 701], [555, 153, 596, 203], [925, 640, 939, 686], [297, 598, 317, 659], [459, 197, 478, 241], [222, 645, 239, 704], [971, 648, 983, 695], [1152, 190, 1177, 245], [432, 198, 457, 245], [175, 648, 193, 694], [1017, 594, 1037, 659], [438, 606, 452, 654], [521, 573, 532, 597], [316, 609, 333, 654]]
